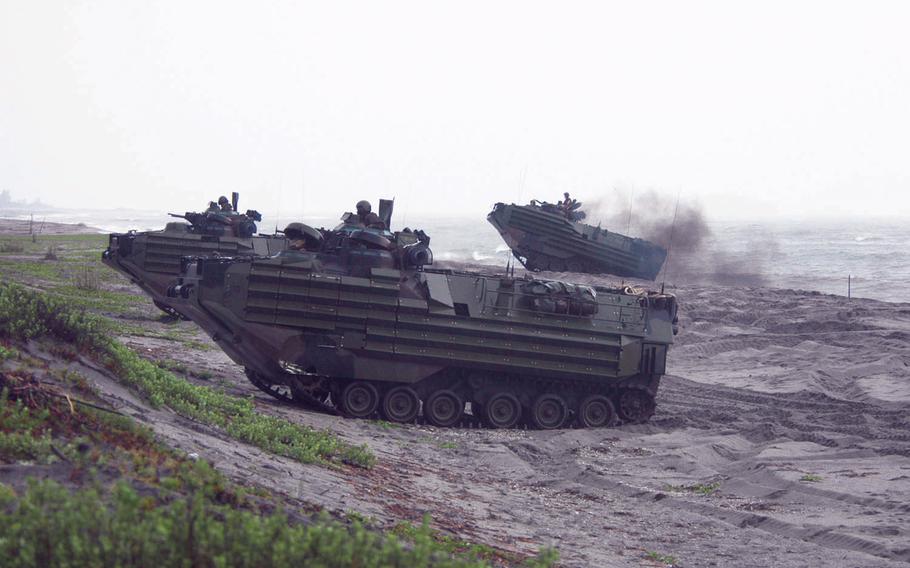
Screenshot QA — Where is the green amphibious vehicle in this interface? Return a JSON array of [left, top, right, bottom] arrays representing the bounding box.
[[168, 207, 679, 429], [488, 200, 668, 279], [103, 193, 287, 318]]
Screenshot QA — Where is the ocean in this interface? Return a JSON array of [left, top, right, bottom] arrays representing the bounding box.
[[4, 208, 909, 304]]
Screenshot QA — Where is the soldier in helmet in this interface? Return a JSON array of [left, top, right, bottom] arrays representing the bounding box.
[[560, 192, 572, 214], [355, 200, 386, 229], [218, 196, 233, 213], [560, 192, 582, 220]]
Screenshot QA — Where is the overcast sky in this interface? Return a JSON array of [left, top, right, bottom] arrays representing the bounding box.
[[1, 1, 908, 221]]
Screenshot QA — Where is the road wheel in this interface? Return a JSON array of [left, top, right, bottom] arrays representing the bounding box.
[[616, 390, 656, 423], [566, 259, 585, 273], [341, 381, 379, 418], [483, 392, 522, 429], [424, 390, 464, 427], [578, 395, 615, 428], [381, 386, 420, 423], [531, 393, 568, 429]]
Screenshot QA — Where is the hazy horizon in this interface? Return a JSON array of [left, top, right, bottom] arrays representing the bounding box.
[[2, 1, 909, 223], [2, 187, 908, 226]]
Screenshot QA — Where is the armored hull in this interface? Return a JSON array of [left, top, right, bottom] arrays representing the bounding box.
[[103, 221, 287, 318], [169, 223, 678, 429], [488, 202, 667, 279]]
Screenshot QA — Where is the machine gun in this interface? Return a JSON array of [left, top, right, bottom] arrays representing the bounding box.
[[166, 193, 262, 238], [169, 211, 231, 226], [168, 211, 235, 236]]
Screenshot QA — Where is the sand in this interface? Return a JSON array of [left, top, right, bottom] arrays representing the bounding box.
[[4, 220, 910, 567], [0, 217, 102, 235], [111, 275, 910, 566]]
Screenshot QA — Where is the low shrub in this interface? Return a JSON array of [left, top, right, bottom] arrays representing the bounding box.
[[73, 264, 100, 290], [0, 479, 492, 568], [0, 240, 25, 253], [0, 389, 54, 463]]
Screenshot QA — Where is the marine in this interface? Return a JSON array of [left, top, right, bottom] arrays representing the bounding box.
[[560, 192, 572, 213], [218, 196, 235, 214], [354, 200, 386, 230], [205, 196, 234, 215]]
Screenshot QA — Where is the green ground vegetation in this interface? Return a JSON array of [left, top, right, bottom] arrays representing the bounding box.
[[0, 480, 505, 568], [665, 481, 721, 495], [0, 390, 54, 462], [0, 282, 373, 468], [393, 518, 559, 567], [0, 344, 18, 361], [155, 358, 214, 380], [0, 370, 552, 567], [644, 550, 678, 565], [0, 233, 107, 255], [0, 235, 561, 566], [0, 234, 146, 316], [0, 234, 217, 351]]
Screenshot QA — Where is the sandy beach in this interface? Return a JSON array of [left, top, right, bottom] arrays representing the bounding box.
[[107, 280, 910, 566], [2, 220, 909, 567], [0, 217, 102, 236]]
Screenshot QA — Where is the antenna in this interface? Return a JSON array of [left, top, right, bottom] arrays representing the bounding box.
[[300, 168, 307, 222], [273, 175, 283, 234], [626, 187, 635, 235], [400, 179, 413, 228], [517, 166, 527, 204], [659, 190, 682, 290]]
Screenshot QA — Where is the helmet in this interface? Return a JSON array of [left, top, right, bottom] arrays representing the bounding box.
[[563, 192, 570, 198], [355, 200, 371, 214], [218, 196, 229, 205], [283, 222, 305, 239]]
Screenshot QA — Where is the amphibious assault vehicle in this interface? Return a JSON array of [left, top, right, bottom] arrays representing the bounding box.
[[167, 207, 678, 429], [102, 193, 287, 318], [488, 201, 667, 280]]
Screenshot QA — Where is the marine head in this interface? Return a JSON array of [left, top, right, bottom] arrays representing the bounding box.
[[564, 192, 570, 198], [218, 196, 229, 206], [356, 200, 372, 215]]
